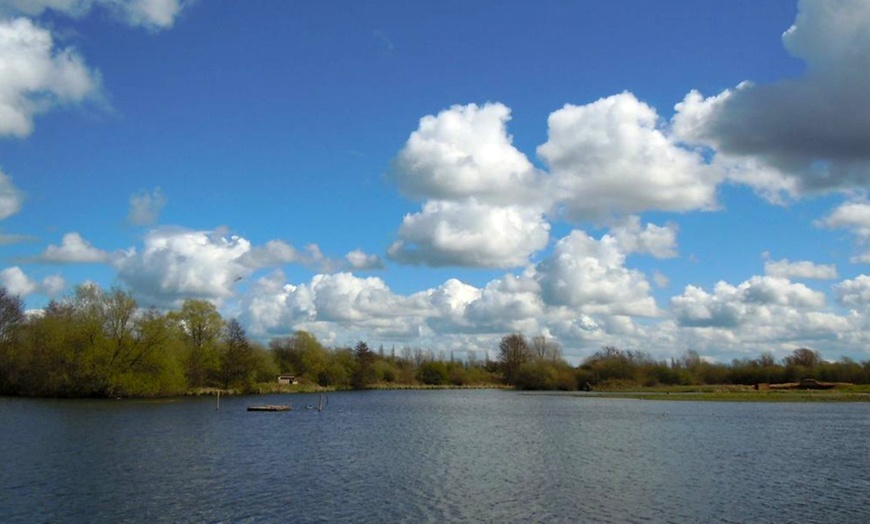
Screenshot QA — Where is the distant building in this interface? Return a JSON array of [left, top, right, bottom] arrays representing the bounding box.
[[277, 375, 298, 385]]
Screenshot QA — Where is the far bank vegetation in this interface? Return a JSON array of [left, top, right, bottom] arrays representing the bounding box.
[[1, 286, 868, 398]]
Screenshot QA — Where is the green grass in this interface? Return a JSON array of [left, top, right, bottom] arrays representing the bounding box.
[[587, 384, 870, 402]]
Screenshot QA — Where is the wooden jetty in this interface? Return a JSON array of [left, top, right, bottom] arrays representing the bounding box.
[[247, 405, 292, 412]]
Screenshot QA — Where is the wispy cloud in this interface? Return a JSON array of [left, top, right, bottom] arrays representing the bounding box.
[[0, 169, 24, 219], [127, 187, 167, 226]]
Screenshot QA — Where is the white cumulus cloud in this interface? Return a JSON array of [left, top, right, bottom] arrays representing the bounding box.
[[0, 266, 35, 295], [112, 228, 353, 307], [388, 199, 550, 268], [834, 274, 870, 309], [238, 271, 431, 342], [464, 275, 545, 333], [816, 199, 870, 262], [345, 249, 384, 270], [609, 216, 678, 259], [671, 276, 827, 329], [539, 92, 720, 220], [0, 17, 101, 137], [114, 227, 252, 304], [392, 102, 543, 206], [40, 232, 109, 263], [0, 266, 64, 296], [239, 239, 300, 269], [534, 230, 657, 317]]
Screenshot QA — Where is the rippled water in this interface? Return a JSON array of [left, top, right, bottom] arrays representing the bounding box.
[[2, 390, 869, 523]]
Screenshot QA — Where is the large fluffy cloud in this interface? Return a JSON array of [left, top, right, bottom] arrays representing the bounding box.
[[389, 95, 709, 268], [239, 271, 430, 343], [114, 228, 253, 304], [110, 228, 365, 307], [388, 199, 550, 267], [392, 102, 543, 206], [238, 231, 660, 351], [0, 17, 100, 137], [539, 92, 720, 220], [665, 275, 857, 359], [671, 276, 827, 329], [534, 230, 657, 316], [233, 252, 870, 362], [834, 274, 870, 309], [673, 0, 870, 195]]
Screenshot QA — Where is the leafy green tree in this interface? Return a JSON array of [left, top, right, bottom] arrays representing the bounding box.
[[373, 359, 398, 383], [270, 330, 327, 379], [352, 340, 377, 389], [107, 307, 186, 396], [9, 286, 186, 397], [581, 346, 654, 385], [249, 341, 280, 384], [319, 348, 355, 388], [418, 360, 449, 385], [0, 288, 25, 392], [96, 287, 139, 393], [168, 299, 224, 388], [15, 300, 79, 395], [219, 318, 255, 389], [514, 360, 576, 390]]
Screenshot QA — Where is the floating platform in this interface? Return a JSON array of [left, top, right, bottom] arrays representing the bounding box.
[[247, 405, 292, 412]]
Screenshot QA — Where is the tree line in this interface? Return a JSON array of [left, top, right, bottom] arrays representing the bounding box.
[[1, 285, 869, 397], [499, 336, 870, 390], [0, 285, 276, 397], [0, 285, 501, 397]]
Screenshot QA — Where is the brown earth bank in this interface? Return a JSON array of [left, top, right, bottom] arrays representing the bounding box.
[[764, 378, 851, 390]]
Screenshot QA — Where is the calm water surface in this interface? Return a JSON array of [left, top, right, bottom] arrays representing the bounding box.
[[1, 390, 868, 523]]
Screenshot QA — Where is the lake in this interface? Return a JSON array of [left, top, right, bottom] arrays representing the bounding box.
[[1, 390, 868, 523]]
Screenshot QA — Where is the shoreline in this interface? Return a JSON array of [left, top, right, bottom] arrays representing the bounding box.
[[4, 383, 869, 402]]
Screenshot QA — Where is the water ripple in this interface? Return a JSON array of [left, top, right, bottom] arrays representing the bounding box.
[[1, 393, 869, 523]]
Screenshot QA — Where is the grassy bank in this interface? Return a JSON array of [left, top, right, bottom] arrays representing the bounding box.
[[582, 384, 870, 402]]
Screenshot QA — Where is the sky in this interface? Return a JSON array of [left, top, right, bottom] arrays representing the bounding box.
[[2, 0, 870, 364]]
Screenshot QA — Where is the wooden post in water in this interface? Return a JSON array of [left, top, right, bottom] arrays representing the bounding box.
[[318, 393, 323, 412], [216, 390, 220, 411]]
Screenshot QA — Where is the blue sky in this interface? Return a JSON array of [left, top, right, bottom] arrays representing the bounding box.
[[3, 0, 870, 363]]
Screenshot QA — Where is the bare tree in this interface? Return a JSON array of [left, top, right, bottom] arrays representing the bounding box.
[[499, 333, 532, 384], [531, 336, 563, 362], [0, 287, 24, 345], [784, 348, 821, 368]]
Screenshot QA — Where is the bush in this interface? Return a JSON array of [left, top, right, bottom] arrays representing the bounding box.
[[418, 361, 449, 385]]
